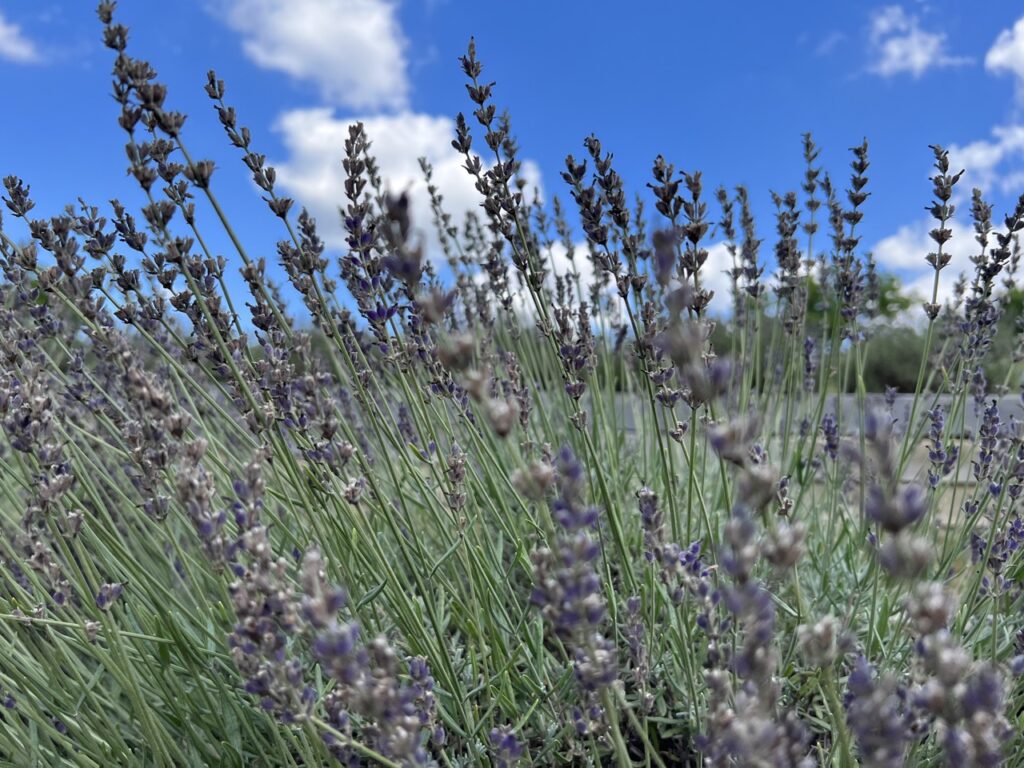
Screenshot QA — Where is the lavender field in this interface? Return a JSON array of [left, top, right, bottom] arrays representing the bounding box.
[[2, 2, 1024, 766]]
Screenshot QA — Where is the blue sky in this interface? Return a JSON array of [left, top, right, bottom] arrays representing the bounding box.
[[3, 1, 1024, 314]]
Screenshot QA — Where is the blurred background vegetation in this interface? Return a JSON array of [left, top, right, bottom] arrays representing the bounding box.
[[710, 274, 1024, 393], [258, 271, 1024, 396]]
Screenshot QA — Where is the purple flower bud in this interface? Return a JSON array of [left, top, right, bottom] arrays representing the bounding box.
[[95, 582, 123, 610]]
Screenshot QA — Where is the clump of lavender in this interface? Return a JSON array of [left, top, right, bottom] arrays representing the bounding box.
[[302, 549, 435, 765], [903, 583, 1015, 766], [846, 408, 933, 580], [530, 446, 617, 733], [970, 513, 1023, 598], [552, 302, 595, 401], [224, 452, 312, 724], [4, 6, 1024, 765], [698, 501, 813, 765], [844, 655, 915, 767]]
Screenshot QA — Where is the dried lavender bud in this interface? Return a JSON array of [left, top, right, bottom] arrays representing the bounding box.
[[511, 459, 555, 501], [553, 302, 595, 401], [342, 477, 366, 505], [636, 486, 664, 563], [803, 337, 818, 392], [905, 582, 955, 637], [913, 632, 1014, 767], [970, 513, 1024, 596], [708, 415, 761, 467], [484, 397, 518, 438], [63, 511, 84, 538], [302, 550, 430, 763], [923, 145, 963, 274], [973, 399, 1000, 484], [796, 615, 841, 668], [735, 462, 780, 511], [2, 176, 35, 218], [444, 443, 467, 512], [927, 406, 959, 488], [651, 227, 678, 287], [761, 521, 807, 571], [722, 509, 760, 585], [669, 420, 689, 443], [408, 656, 441, 748], [623, 595, 652, 710], [437, 332, 475, 372], [84, 621, 100, 643], [878, 532, 932, 580], [700, 674, 813, 768], [183, 159, 215, 189]]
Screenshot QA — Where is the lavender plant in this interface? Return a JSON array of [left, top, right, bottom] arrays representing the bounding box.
[[1, 3, 1024, 766]]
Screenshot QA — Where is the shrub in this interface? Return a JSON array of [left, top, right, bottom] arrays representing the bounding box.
[[1, 4, 1024, 766]]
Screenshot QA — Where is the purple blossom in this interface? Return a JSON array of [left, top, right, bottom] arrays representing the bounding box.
[[489, 726, 523, 768], [845, 656, 913, 767], [927, 406, 959, 488], [865, 483, 927, 534], [301, 550, 431, 764], [95, 582, 123, 610], [973, 399, 1001, 483], [531, 447, 616, 723], [821, 413, 839, 461]]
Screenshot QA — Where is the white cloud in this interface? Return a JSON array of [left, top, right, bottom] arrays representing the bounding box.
[[272, 106, 736, 328], [220, 0, 409, 111], [815, 31, 845, 57], [273, 108, 542, 254], [0, 12, 41, 63], [700, 242, 739, 314], [222, 0, 555, 304], [986, 16, 1024, 100], [947, 124, 1024, 195], [502, 238, 736, 323], [872, 216, 978, 306], [866, 6, 970, 78]]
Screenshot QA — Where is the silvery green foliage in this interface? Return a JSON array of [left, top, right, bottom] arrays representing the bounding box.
[[0, 4, 1023, 765]]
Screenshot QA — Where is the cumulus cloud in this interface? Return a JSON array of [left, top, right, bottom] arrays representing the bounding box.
[[699, 242, 740, 314], [218, 0, 550, 266], [986, 15, 1024, 101], [866, 6, 969, 78], [0, 12, 41, 63], [219, 0, 409, 111], [872, 216, 977, 306], [494, 237, 737, 324], [947, 125, 1024, 195], [272, 108, 542, 254]]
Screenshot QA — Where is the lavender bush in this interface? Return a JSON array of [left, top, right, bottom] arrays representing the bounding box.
[[1, 3, 1024, 765]]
